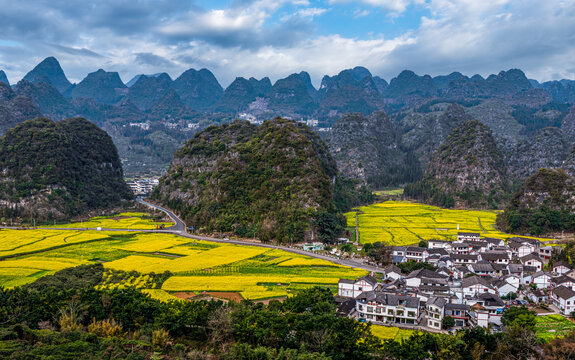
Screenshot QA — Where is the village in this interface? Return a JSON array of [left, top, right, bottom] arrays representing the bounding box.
[[336, 232, 575, 332]]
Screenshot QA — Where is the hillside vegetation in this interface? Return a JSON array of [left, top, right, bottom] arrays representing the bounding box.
[[0, 117, 132, 221], [497, 168, 575, 235], [152, 118, 351, 242], [405, 120, 508, 208]]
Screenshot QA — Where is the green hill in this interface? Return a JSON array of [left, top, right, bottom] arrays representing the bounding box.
[[0, 117, 132, 221], [151, 118, 349, 242]]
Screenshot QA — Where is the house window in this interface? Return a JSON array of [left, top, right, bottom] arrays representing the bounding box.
[[408, 311, 415, 317], [367, 307, 374, 313], [397, 310, 404, 316], [358, 287, 362, 291], [388, 309, 394, 315], [568, 301, 571, 305], [376, 308, 381, 314]]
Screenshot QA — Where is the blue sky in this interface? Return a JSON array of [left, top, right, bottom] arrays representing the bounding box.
[[0, 0, 573, 88]]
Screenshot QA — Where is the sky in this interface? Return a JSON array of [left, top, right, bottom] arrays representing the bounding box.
[[0, 0, 573, 88]]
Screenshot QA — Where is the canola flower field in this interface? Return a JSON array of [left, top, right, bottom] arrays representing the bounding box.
[[45, 212, 174, 230], [370, 325, 417, 341], [346, 201, 551, 245], [0, 213, 367, 300]]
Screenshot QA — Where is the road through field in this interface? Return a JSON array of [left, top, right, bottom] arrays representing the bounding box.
[[135, 199, 383, 272], [0, 199, 383, 273]]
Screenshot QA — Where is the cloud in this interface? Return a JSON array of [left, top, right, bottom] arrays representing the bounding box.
[[329, 0, 413, 14], [135, 53, 176, 68], [0, 0, 572, 87]]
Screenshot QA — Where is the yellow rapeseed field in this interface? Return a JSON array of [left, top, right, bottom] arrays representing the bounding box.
[[0, 225, 367, 299], [46, 212, 174, 230], [370, 325, 417, 340], [346, 201, 550, 245]]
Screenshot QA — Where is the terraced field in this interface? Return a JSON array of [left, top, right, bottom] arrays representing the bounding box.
[[0, 214, 367, 300], [346, 201, 551, 245], [535, 314, 575, 342]]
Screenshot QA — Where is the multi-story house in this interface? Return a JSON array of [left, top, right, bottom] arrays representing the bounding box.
[[457, 232, 480, 242], [551, 286, 575, 316], [355, 291, 420, 324]]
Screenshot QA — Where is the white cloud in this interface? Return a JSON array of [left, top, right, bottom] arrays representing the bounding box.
[[329, 0, 413, 13]]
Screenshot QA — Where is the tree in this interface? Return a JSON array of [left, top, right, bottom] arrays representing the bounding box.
[[442, 316, 455, 330], [314, 211, 345, 244], [362, 242, 392, 267], [418, 240, 428, 248], [501, 306, 536, 331]]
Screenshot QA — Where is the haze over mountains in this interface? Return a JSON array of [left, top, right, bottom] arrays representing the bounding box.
[[1, 57, 574, 186]]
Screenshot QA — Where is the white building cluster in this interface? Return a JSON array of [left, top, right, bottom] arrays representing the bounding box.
[[337, 232, 574, 332], [126, 178, 159, 196]]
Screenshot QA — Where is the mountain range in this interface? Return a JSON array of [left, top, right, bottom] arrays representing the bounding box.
[[1, 57, 574, 182]]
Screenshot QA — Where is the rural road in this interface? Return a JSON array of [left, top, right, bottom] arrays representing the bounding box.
[[136, 199, 384, 273], [1, 199, 383, 273]]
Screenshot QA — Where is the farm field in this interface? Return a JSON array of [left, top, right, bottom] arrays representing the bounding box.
[[346, 201, 551, 245], [535, 314, 575, 342], [45, 212, 174, 230], [370, 325, 417, 341], [0, 228, 367, 300]]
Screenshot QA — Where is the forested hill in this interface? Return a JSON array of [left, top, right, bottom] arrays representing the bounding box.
[[0, 117, 132, 221], [405, 119, 508, 209], [151, 118, 359, 242], [497, 168, 575, 235]]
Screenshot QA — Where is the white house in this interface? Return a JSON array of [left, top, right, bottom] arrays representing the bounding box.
[[428, 240, 452, 251], [492, 279, 518, 297], [479, 252, 510, 265], [451, 242, 472, 254], [553, 275, 575, 291], [405, 246, 425, 262], [451, 254, 479, 265], [355, 291, 420, 324], [531, 272, 552, 289], [553, 262, 571, 275], [461, 276, 496, 298], [551, 286, 575, 316], [457, 232, 480, 242], [383, 265, 403, 281], [426, 296, 447, 330], [520, 254, 543, 271], [338, 275, 378, 298], [508, 241, 535, 258]]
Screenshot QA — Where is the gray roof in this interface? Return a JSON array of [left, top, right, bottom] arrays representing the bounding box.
[[520, 253, 542, 262], [462, 275, 493, 289], [483, 237, 503, 244], [553, 275, 575, 285], [359, 275, 378, 286], [531, 271, 550, 279], [356, 291, 419, 308], [406, 268, 448, 279], [445, 303, 470, 310], [509, 237, 540, 245], [553, 261, 571, 269], [384, 265, 402, 274], [339, 279, 355, 284], [426, 248, 449, 256], [427, 296, 448, 308], [469, 263, 495, 272], [458, 232, 480, 236], [480, 252, 509, 261], [406, 246, 425, 253], [553, 285, 575, 300], [478, 293, 505, 306], [507, 264, 524, 273], [451, 254, 478, 260], [524, 266, 538, 273]]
